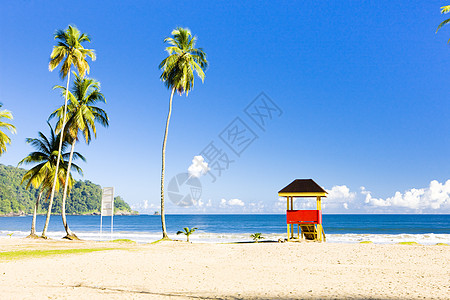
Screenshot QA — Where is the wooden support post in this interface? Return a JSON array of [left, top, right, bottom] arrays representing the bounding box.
[[286, 197, 290, 241], [316, 196, 322, 242], [291, 220, 294, 238]]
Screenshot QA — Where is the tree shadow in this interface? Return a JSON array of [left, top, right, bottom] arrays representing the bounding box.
[[69, 284, 386, 300], [70, 284, 240, 299]]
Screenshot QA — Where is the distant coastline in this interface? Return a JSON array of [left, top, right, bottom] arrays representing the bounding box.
[[0, 164, 136, 216], [0, 210, 139, 217]]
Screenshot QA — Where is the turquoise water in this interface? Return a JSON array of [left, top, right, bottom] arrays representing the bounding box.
[[0, 214, 449, 244]]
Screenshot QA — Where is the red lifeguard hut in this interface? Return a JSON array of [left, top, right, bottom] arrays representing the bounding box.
[[278, 179, 327, 242]]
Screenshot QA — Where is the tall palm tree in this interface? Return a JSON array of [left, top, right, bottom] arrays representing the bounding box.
[[0, 103, 16, 156], [19, 123, 84, 237], [45, 25, 95, 238], [49, 73, 108, 239], [159, 27, 208, 239], [437, 5, 450, 39]]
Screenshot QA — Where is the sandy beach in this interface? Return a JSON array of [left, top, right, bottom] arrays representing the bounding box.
[[0, 238, 448, 299]]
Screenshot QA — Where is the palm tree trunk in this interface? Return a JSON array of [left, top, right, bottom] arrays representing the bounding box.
[[27, 190, 43, 238], [160, 87, 175, 239], [42, 70, 71, 238], [61, 139, 78, 240]]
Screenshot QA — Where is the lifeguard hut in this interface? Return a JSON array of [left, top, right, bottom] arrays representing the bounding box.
[[278, 179, 327, 242]]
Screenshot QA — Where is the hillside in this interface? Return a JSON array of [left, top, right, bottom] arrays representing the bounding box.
[[0, 164, 137, 215]]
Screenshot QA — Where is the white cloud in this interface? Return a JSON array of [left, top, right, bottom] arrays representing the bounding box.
[[188, 155, 209, 178], [220, 198, 245, 207], [228, 198, 245, 206], [326, 185, 356, 202], [361, 186, 390, 207], [248, 202, 265, 212], [361, 180, 450, 210], [131, 200, 155, 213], [194, 199, 212, 208], [296, 201, 315, 209], [343, 203, 349, 210]]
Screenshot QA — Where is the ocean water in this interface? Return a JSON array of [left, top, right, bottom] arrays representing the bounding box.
[[0, 214, 449, 244]]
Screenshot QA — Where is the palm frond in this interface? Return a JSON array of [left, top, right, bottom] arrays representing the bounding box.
[[437, 18, 450, 33], [441, 5, 450, 14], [49, 25, 95, 79], [159, 27, 208, 95]]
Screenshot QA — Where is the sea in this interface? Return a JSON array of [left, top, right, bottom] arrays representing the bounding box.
[[0, 214, 449, 245]]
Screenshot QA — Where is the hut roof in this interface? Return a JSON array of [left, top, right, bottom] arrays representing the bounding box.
[[278, 179, 327, 197]]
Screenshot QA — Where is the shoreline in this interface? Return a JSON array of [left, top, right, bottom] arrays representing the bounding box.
[[2, 231, 449, 245], [0, 238, 449, 299]]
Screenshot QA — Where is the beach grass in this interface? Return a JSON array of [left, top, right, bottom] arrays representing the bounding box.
[[0, 248, 118, 261], [149, 238, 172, 244], [397, 241, 420, 245], [435, 243, 449, 246], [109, 239, 136, 244], [359, 241, 373, 244]]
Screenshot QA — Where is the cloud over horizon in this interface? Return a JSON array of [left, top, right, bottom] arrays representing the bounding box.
[[133, 180, 450, 214], [362, 180, 450, 211], [220, 198, 245, 207], [326, 185, 356, 210]]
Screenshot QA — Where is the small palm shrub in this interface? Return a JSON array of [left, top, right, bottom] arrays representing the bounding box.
[[250, 233, 264, 243], [177, 227, 198, 243]]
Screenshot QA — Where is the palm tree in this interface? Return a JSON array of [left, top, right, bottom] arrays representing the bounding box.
[[250, 233, 264, 243], [0, 103, 16, 156], [159, 27, 208, 239], [177, 227, 198, 243], [18, 123, 84, 237], [49, 73, 108, 239], [45, 25, 95, 238], [437, 5, 450, 39]]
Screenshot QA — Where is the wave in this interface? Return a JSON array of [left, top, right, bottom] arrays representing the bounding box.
[[1, 230, 449, 245]]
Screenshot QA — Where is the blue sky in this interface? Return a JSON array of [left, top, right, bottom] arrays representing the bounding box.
[[0, 1, 449, 214]]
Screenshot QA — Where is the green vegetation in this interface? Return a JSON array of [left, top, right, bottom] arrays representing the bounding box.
[[397, 241, 420, 245], [436, 243, 449, 246], [437, 5, 450, 37], [50, 73, 108, 239], [359, 241, 373, 244], [177, 227, 198, 243], [45, 24, 96, 238], [18, 122, 83, 236], [159, 27, 208, 239], [110, 239, 136, 244], [0, 248, 117, 261], [114, 196, 133, 213], [250, 233, 264, 243], [149, 238, 167, 244], [0, 103, 16, 156], [0, 164, 136, 215]]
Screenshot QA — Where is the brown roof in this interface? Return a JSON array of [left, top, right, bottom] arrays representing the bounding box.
[[278, 179, 327, 194]]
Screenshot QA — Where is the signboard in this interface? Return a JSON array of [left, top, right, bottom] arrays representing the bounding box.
[[100, 187, 114, 236], [101, 187, 114, 216]]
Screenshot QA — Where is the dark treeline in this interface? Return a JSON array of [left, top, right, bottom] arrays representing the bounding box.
[[0, 164, 136, 215]]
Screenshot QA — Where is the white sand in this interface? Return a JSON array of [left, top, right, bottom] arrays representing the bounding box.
[[0, 238, 449, 299]]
